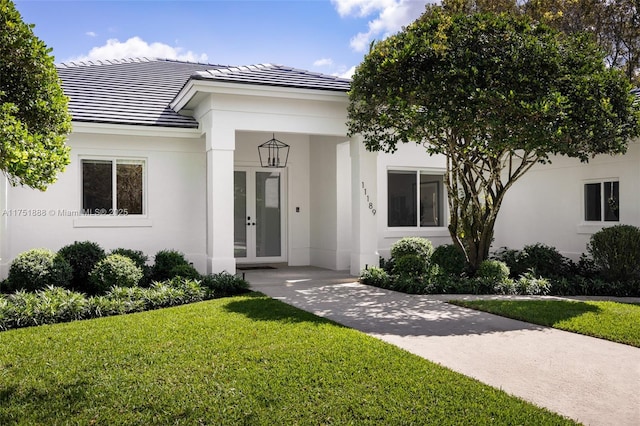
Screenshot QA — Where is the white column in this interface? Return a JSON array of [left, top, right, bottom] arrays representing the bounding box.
[[350, 135, 379, 275], [205, 123, 236, 274]]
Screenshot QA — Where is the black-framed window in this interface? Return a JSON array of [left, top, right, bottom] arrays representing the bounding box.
[[388, 170, 444, 227], [82, 159, 144, 215], [584, 181, 619, 222]]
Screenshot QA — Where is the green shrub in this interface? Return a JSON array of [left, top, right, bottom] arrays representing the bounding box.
[[7, 249, 72, 292], [515, 272, 551, 295], [431, 244, 466, 276], [58, 241, 106, 291], [6, 286, 88, 328], [170, 264, 202, 280], [490, 247, 522, 278], [110, 248, 151, 285], [89, 254, 143, 294], [151, 250, 189, 281], [390, 237, 434, 260], [200, 272, 249, 298], [476, 260, 510, 283], [588, 225, 640, 282], [359, 266, 392, 288], [392, 274, 429, 294], [394, 254, 428, 277], [519, 243, 571, 278]]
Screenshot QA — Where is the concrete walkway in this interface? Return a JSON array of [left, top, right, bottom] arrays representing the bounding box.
[[244, 266, 640, 426]]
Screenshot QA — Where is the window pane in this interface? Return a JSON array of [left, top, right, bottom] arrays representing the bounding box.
[[82, 160, 112, 214], [604, 181, 619, 222], [117, 162, 143, 214], [420, 175, 442, 227], [255, 172, 281, 257], [388, 171, 417, 227], [584, 183, 601, 221], [234, 171, 247, 258]]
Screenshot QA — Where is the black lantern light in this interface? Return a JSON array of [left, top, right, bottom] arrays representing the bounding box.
[[258, 134, 289, 168]]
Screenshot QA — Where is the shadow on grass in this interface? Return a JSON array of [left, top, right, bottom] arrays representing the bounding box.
[[222, 292, 340, 326], [451, 299, 603, 327]]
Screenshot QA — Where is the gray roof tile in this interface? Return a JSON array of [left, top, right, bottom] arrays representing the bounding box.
[[192, 64, 351, 92], [57, 58, 351, 129]]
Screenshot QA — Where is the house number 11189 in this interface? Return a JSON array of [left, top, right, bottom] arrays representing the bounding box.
[[361, 181, 376, 216]]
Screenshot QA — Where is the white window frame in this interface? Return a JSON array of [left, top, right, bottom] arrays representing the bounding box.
[[74, 156, 150, 228], [385, 168, 448, 236], [583, 178, 619, 223]]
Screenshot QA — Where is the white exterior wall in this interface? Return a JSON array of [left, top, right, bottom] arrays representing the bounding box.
[[375, 143, 451, 260], [493, 140, 640, 259], [0, 128, 207, 278]]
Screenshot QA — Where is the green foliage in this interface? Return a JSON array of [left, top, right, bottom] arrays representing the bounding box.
[[200, 272, 250, 298], [431, 244, 466, 276], [348, 8, 640, 271], [110, 248, 150, 285], [515, 272, 551, 295], [394, 254, 429, 277], [390, 237, 434, 260], [492, 244, 572, 279], [89, 254, 143, 293], [169, 264, 202, 281], [1, 286, 87, 329], [151, 249, 189, 281], [588, 224, 640, 282], [58, 241, 106, 291], [359, 266, 392, 288], [6, 248, 72, 292], [0, 0, 71, 190], [477, 260, 510, 282]]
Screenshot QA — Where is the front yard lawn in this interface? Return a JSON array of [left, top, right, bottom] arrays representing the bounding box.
[[450, 299, 640, 347], [0, 293, 574, 425]]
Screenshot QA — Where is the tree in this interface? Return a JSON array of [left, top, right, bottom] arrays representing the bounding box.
[[524, 0, 640, 84], [347, 10, 640, 272], [443, 0, 640, 85], [0, 0, 71, 190]]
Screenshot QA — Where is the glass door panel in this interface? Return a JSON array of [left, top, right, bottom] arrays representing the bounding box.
[[234, 171, 247, 258], [234, 168, 285, 262], [255, 172, 281, 258]]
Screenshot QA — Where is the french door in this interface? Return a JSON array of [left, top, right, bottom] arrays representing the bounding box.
[[234, 168, 286, 263]]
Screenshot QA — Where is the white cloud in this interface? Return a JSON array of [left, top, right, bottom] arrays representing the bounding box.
[[332, 0, 431, 52], [313, 58, 334, 67], [85, 31, 97, 37], [334, 65, 357, 79], [69, 36, 208, 62]]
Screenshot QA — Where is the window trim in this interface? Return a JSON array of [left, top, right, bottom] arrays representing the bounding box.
[[385, 167, 447, 232], [78, 156, 148, 218], [582, 178, 619, 224]]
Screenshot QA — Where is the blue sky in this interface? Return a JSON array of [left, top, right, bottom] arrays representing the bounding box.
[[15, 0, 434, 77]]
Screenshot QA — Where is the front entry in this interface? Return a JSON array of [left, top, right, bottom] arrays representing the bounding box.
[[234, 168, 286, 263]]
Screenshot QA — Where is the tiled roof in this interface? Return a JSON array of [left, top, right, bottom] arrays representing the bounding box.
[[192, 64, 351, 92], [57, 58, 223, 128], [56, 58, 351, 129]]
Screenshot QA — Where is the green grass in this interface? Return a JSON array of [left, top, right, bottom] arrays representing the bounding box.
[[0, 293, 574, 425], [451, 299, 640, 347]]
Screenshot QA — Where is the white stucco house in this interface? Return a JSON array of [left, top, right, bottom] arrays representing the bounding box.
[[0, 58, 450, 279], [0, 58, 636, 279]]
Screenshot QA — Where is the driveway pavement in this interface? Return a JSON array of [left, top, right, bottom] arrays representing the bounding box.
[[244, 266, 640, 426]]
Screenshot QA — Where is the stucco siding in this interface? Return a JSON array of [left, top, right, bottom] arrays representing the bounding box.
[[493, 139, 640, 259], [1, 131, 207, 277]]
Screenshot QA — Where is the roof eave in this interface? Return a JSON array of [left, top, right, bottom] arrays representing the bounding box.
[[171, 78, 349, 114]]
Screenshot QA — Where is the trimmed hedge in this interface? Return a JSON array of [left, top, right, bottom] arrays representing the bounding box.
[[6, 249, 72, 292], [0, 273, 246, 332]]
